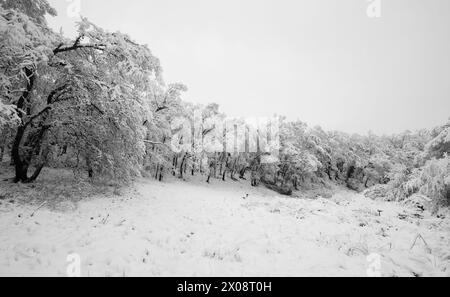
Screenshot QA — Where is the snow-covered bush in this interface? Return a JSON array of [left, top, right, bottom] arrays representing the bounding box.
[[384, 164, 416, 201], [426, 125, 450, 159], [418, 157, 450, 211], [376, 157, 449, 213]]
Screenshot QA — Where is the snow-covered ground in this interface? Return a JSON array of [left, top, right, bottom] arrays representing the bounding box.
[[0, 176, 449, 277]]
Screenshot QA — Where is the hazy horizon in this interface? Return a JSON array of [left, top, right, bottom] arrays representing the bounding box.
[[46, 0, 450, 135]]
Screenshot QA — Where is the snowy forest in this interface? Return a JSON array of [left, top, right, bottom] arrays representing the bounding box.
[[0, 0, 449, 277]]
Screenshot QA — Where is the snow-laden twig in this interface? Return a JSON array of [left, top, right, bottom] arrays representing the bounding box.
[[410, 234, 432, 254], [30, 201, 48, 218], [101, 214, 110, 225]]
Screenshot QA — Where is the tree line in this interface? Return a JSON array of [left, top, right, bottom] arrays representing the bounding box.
[[0, 0, 449, 211]]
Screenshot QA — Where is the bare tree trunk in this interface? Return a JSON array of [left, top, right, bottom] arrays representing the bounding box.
[[191, 156, 196, 176], [179, 154, 187, 179], [219, 160, 223, 177], [172, 156, 178, 176], [159, 165, 164, 181], [222, 167, 227, 181], [213, 155, 218, 178], [222, 154, 231, 181], [12, 129, 48, 184], [12, 126, 29, 183], [206, 161, 215, 183], [86, 157, 93, 178], [155, 164, 159, 180], [12, 67, 35, 183], [0, 143, 4, 163], [27, 164, 45, 183], [239, 166, 248, 180], [293, 176, 299, 191]]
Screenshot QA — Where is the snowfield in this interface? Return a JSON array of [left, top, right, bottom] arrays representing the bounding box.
[[0, 176, 449, 277]]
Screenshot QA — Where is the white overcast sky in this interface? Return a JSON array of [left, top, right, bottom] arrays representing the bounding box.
[[46, 0, 450, 135]]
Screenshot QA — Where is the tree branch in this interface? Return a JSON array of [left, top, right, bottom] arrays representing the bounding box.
[[90, 103, 105, 115], [155, 106, 169, 113], [53, 35, 106, 55], [47, 84, 69, 104], [23, 107, 52, 129], [144, 140, 170, 147]]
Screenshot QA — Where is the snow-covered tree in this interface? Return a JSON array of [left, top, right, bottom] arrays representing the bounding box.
[[426, 120, 450, 159], [1, 4, 164, 182], [0, 0, 56, 24]]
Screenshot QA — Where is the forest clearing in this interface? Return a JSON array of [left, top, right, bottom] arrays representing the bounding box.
[[0, 166, 449, 277]]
